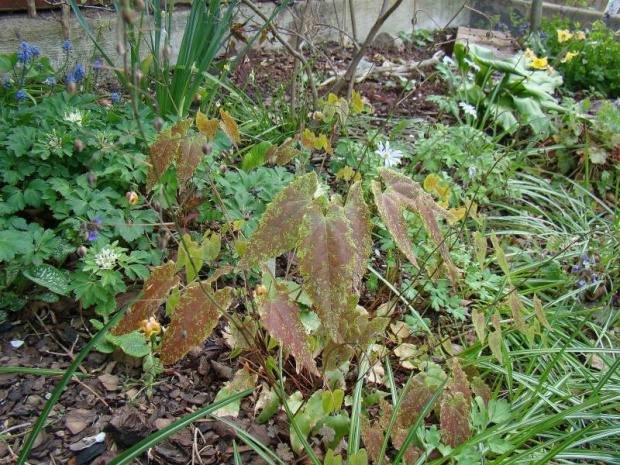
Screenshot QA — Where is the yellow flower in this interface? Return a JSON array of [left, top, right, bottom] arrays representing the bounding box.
[[557, 29, 573, 43], [574, 30, 586, 41], [126, 191, 139, 205], [435, 184, 450, 201], [561, 51, 580, 63], [254, 284, 268, 299], [529, 56, 549, 70], [423, 173, 441, 192], [140, 317, 161, 337], [524, 48, 536, 59], [437, 199, 449, 209], [447, 207, 466, 224]]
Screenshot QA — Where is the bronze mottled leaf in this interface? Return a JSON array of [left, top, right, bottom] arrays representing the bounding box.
[[470, 376, 492, 406], [448, 359, 472, 400], [360, 417, 385, 464], [297, 203, 356, 343], [196, 110, 219, 142], [376, 169, 459, 286], [147, 130, 181, 191], [112, 261, 179, 335], [160, 285, 231, 365], [239, 172, 317, 269], [372, 181, 420, 270], [219, 108, 240, 144], [259, 282, 319, 375], [345, 182, 372, 291], [176, 135, 206, 185], [397, 373, 441, 429], [440, 391, 471, 448], [171, 118, 193, 137]]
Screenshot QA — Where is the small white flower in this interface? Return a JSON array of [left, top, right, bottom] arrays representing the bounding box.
[[468, 166, 476, 178], [94, 248, 121, 270], [459, 101, 478, 119], [463, 58, 480, 71], [442, 56, 455, 66], [64, 110, 84, 126], [375, 141, 403, 168]]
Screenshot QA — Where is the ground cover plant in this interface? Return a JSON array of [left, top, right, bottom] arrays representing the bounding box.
[[1, 2, 619, 464]]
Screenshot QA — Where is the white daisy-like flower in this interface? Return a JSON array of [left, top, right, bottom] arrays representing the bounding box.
[[468, 166, 477, 178], [375, 141, 403, 168], [64, 110, 84, 126], [94, 248, 121, 270], [459, 101, 478, 119]]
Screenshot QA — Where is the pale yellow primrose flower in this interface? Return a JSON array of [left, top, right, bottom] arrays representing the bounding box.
[[561, 51, 580, 63], [524, 48, 536, 59], [574, 30, 586, 41], [529, 56, 549, 70], [557, 29, 573, 42]]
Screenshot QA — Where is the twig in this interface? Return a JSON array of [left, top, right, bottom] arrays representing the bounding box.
[[72, 375, 110, 408], [240, 0, 319, 107]]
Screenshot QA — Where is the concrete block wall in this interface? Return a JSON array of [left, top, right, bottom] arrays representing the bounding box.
[[0, 0, 470, 75]]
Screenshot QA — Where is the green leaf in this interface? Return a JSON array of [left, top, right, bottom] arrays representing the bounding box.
[[23, 265, 69, 295], [213, 367, 257, 417], [241, 141, 271, 172], [239, 172, 317, 269], [116, 332, 150, 358], [0, 229, 33, 262]]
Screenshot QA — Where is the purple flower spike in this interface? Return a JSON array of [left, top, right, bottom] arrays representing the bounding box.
[[87, 231, 98, 241], [576, 279, 586, 288], [93, 216, 102, 224]]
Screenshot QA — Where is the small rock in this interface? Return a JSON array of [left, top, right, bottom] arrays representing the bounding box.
[[109, 406, 151, 447], [10, 340, 24, 348], [210, 360, 233, 380], [154, 418, 172, 430], [373, 32, 405, 53]]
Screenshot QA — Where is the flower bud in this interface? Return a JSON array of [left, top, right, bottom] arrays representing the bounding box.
[[126, 191, 139, 205], [74, 138, 84, 152], [87, 172, 97, 187], [154, 117, 164, 132], [117, 42, 126, 56], [254, 285, 268, 298], [122, 7, 137, 25], [134, 69, 143, 81], [77, 246, 88, 257], [202, 143, 212, 155], [219, 164, 227, 174], [135, 0, 145, 11], [163, 45, 173, 60], [67, 80, 77, 94]]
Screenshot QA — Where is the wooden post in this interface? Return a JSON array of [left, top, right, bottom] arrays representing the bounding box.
[[529, 0, 543, 33], [26, 0, 36, 17]]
